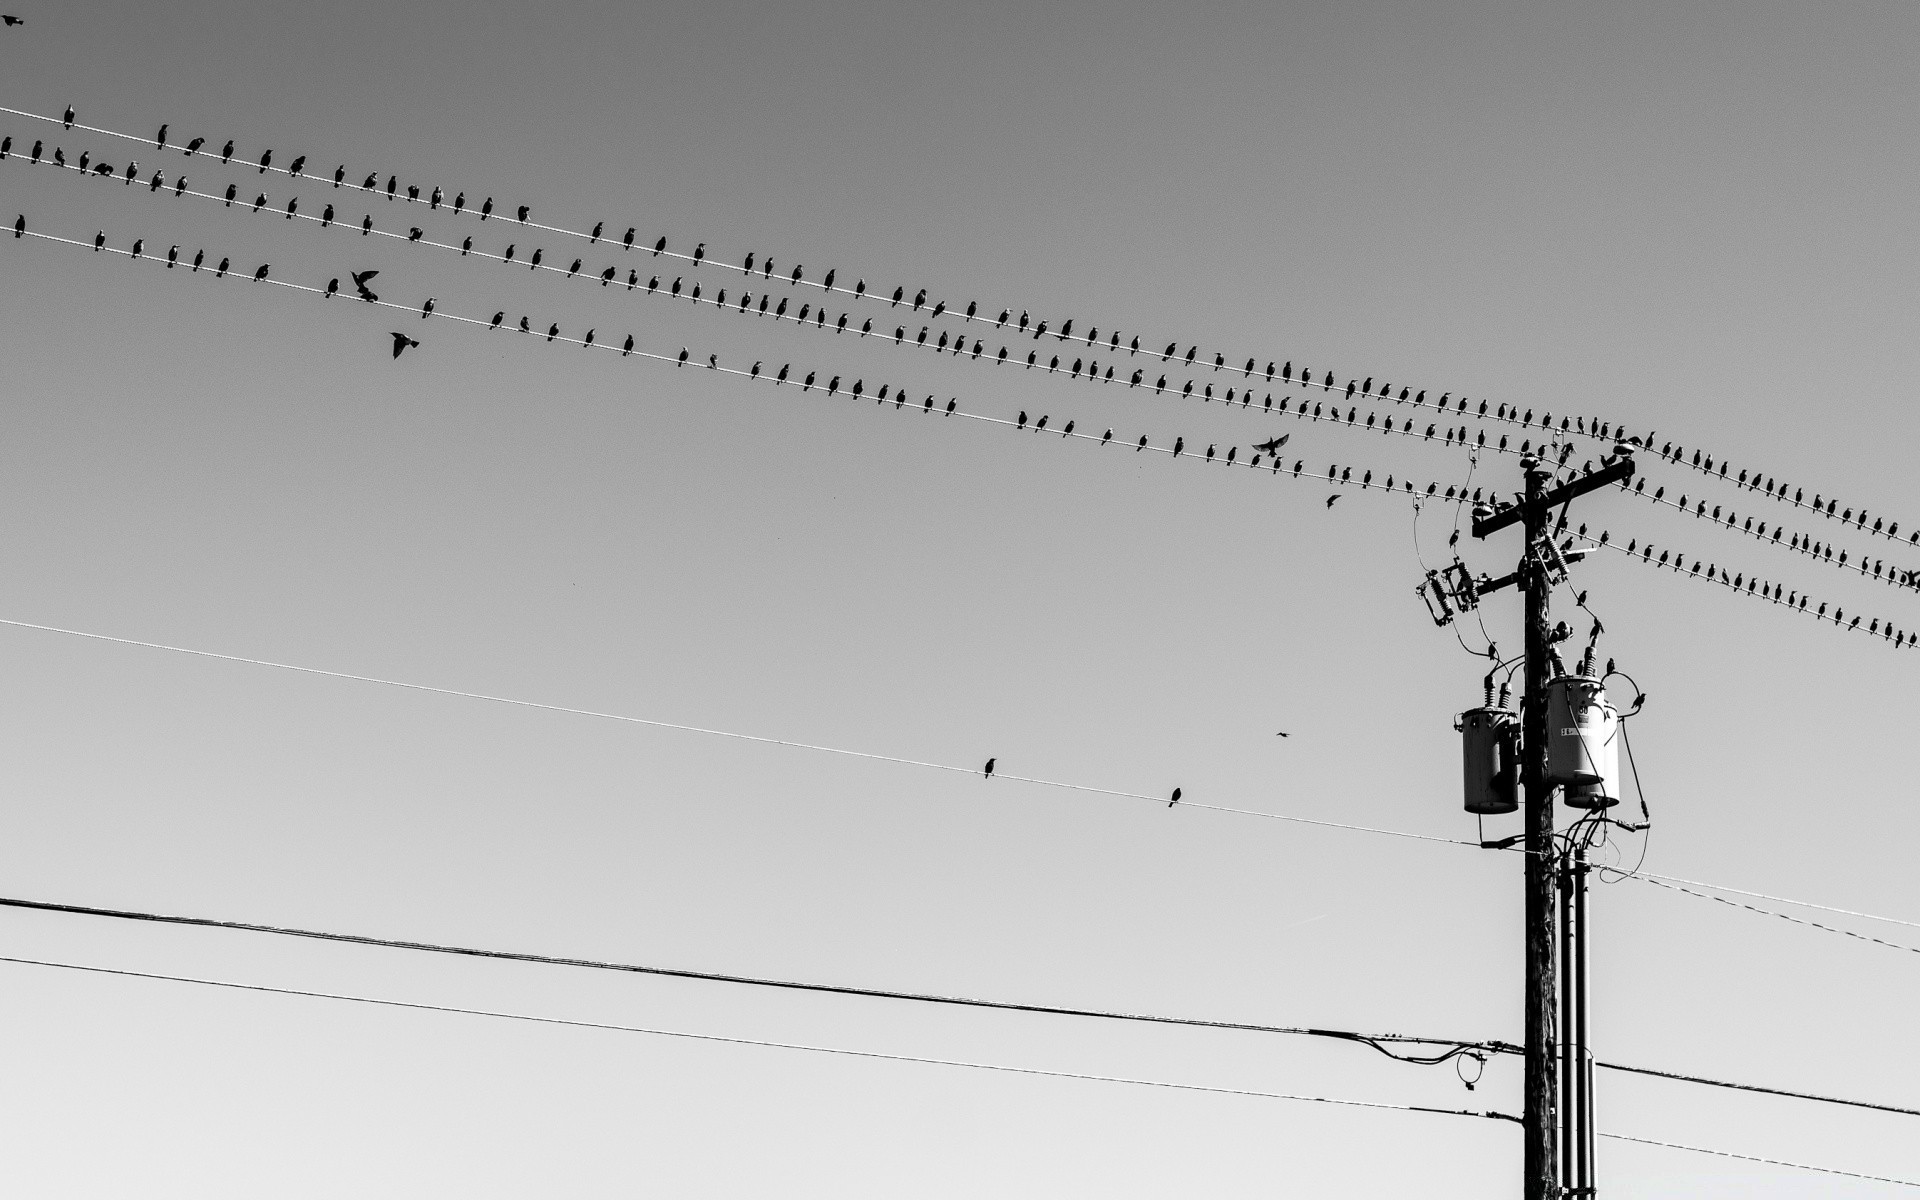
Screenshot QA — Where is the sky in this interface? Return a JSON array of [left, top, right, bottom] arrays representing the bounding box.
[[2, 1, 1918, 1195]]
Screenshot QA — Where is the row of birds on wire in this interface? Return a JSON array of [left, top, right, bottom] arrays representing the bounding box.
[[15, 212, 1914, 654], [4, 100, 1911, 556], [8, 141, 1913, 605]]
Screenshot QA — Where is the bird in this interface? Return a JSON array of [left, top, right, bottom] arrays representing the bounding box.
[[289, 155, 306, 178], [183, 136, 204, 157], [1173, 437, 1184, 457], [518, 316, 531, 333], [420, 297, 435, 318], [490, 311, 504, 330], [793, 264, 805, 285], [481, 198, 494, 220], [517, 205, 529, 222], [3, 14, 24, 24], [1167, 787, 1182, 808], [600, 265, 615, 286], [166, 244, 178, 268], [1326, 494, 1340, 508], [252, 263, 269, 282], [385, 175, 397, 200], [776, 364, 789, 384], [390, 332, 420, 359], [589, 221, 603, 244], [708, 354, 718, 369], [624, 335, 635, 356], [252, 192, 267, 213], [10, 214, 20, 239], [191, 249, 204, 271], [694, 241, 706, 265], [215, 257, 229, 277], [583, 329, 595, 348], [334, 165, 346, 188], [428, 187, 441, 209], [93, 229, 104, 251], [529, 248, 542, 270], [1275, 731, 1290, 737], [124, 160, 138, 184], [624, 227, 636, 251], [1252, 435, 1288, 455], [285, 197, 298, 219], [678, 347, 689, 367], [220, 139, 235, 164], [567, 257, 582, 278], [653, 235, 666, 256], [63, 104, 74, 129], [983, 758, 996, 779], [547, 324, 560, 342], [130, 239, 144, 260], [504, 244, 516, 264]]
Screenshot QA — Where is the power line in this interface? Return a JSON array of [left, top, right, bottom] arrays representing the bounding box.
[[1597, 1130, 1920, 1188], [7, 950, 1913, 1185], [0, 893, 1494, 1060], [1622, 871, 1920, 933], [1627, 874, 1920, 957], [0, 953, 1520, 1126], [12, 103, 1914, 558], [0, 613, 1479, 852], [1596, 1061, 1920, 1120], [19, 154, 1915, 610]]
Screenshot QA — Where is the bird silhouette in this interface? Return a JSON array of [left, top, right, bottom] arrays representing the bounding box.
[[653, 236, 666, 256], [215, 257, 228, 277], [1252, 435, 1288, 455], [694, 241, 706, 265], [428, 186, 440, 209], [257, 149, 271, 173], [545, 324, 559, 342], [567, 258, 582, 278], [481, 198, 494, 220], [518, 316, 531, 333], [504, 244, 516, 264], [8, 214, 21, 239], [335, 165, 346, 188], [252, 263, 269, 282], [3, 14, 23, 24], [516, 205, 530, 223], [191, 249, 203, 271], [1172, 437, 1184, 457], [390, 332, 420, 359], [1326, 494, 1340, 508], [386, 175, 397, 200], [583, 329, 595, 348], [489, 311, 503, 330], [677, 347, 689, 367], [325, 278, 338, 297], [63, 105, 74, 129], [185, 137, 204, 156], [322, 204, 335, 228], [777, 364, 789, 384], [289, 155, 306, 178], [708, 354, 718, 369], [420, 297, 434, 318], [529, 248, 542, 270], [983, 758, 996, 779], [166, 245, 178, 268], [1168, 787, 1182, 808], [624, 335, 635, 357]]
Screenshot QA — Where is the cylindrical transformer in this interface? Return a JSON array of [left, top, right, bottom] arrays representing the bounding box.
[[1547, 675, 1620, 806], [1459, 707, 1518, 814]]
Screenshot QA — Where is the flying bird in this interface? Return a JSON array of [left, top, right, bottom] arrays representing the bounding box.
[[1252, 435, 1288, 455], [1326, 494, 1340, 508], [390, 332, 420, 359], [3, 15, 25, 25]]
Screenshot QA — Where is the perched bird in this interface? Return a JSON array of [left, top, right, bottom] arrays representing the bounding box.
[[529, 248, 542, 270], [386, 175, 397, 200], [191, 249, 203, 271], [624, 227, 635, 251], [251, 192, 266, 213], [546, 324, 560, 342], [452, 191, 464, 211], [590, 221, 603, 244], [334, 165, 346, 188], [983, 758, 995, 779], [517, 204, 529, 223], [406, 185, 418, 202], [130, 238, 143, 259], [285, 197, 299, 219], [653, 235, 666, 256], [252, 263, 269, 282], [53, 146, 64, 168], [481, 197, 494, 220], [0, 135, 8, 159], [518, 316, 530, 333], [567, 257, 582, 278], [325, 277, 339, 297], [503, 243, 516, 264], [694, 241, 706, 265], [390, 332, 420, 358], [93, 229, 104, 251], [600, 265, 615, 286], [420, 297, 434, 318], [583, 329, 595, 347], [708, 354, 718, 370], [166, 244, 178, 268], [793, 264, 805, 285], [215, 257, 229, 277], [429, 187, 441, 209], [185, 136, 204, 156], [361, 173, 377, 190], [945, 399, 957, 414], [11, 214, 22, 239], [361, 214, 373, 236], [489, 311, 503, 330], [123, 159, 138, 184], [29, 139, 40, 163], [289, 155, 306, 178], [1167, 787, 1182, 809], [678, 347, 689, 367], [63, 104, 74, 129], [776, 364, 789, 384], [219, 139, 234, 164], [1173, 436, 1184, 457], [623, 335, 634, 356]]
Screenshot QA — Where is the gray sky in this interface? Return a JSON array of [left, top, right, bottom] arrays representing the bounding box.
[[2, 1, 1917, 1194]]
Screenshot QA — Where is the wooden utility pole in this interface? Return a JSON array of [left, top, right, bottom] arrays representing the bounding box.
[[1474, 452, 1635, 1200]]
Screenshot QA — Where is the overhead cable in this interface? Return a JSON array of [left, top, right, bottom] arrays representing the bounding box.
[[0, 613, 1481, 852], [1597, 1131, 1920, 1188], [1625, 874, 1920, 957], [0, 893, 1497, 1060], [0, 953, 1520, 1126], [8, 102, 1913, 554]]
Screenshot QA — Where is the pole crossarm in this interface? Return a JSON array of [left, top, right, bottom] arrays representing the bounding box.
[[1472, 457, 1637, 540]]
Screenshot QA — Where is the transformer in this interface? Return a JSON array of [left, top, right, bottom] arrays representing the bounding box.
[[1546, 675, 1620, 808], [1458, 706, 1518, 814]]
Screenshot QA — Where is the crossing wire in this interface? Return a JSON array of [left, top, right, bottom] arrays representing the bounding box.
[[14, 145, 1916, 606], [9, 101, 1914, 555]]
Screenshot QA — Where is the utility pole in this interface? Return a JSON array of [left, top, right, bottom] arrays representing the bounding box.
[[1474, 451, 1634, 1200]]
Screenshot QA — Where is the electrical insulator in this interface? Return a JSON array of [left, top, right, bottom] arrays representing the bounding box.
[[1457, 707, 1518, 814], [1546, 675, 1620, 807]]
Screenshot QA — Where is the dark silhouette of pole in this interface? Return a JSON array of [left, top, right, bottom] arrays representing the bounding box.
[[1519, 463, 1559, 1198]]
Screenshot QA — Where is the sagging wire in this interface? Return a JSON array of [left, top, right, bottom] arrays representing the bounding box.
[[11, 103, 1919, 560]]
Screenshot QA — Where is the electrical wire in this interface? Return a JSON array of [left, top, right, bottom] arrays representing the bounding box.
[[0, 953, 1520, 1126], [1595, 1063, 1920, 1120], [0, 613, 1482, 852], [1597, 1130, 1920, 1188], [1625, 875, 1920, 956], [11, 102, 1917, 558], [0, 893, 1497, 1059]]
